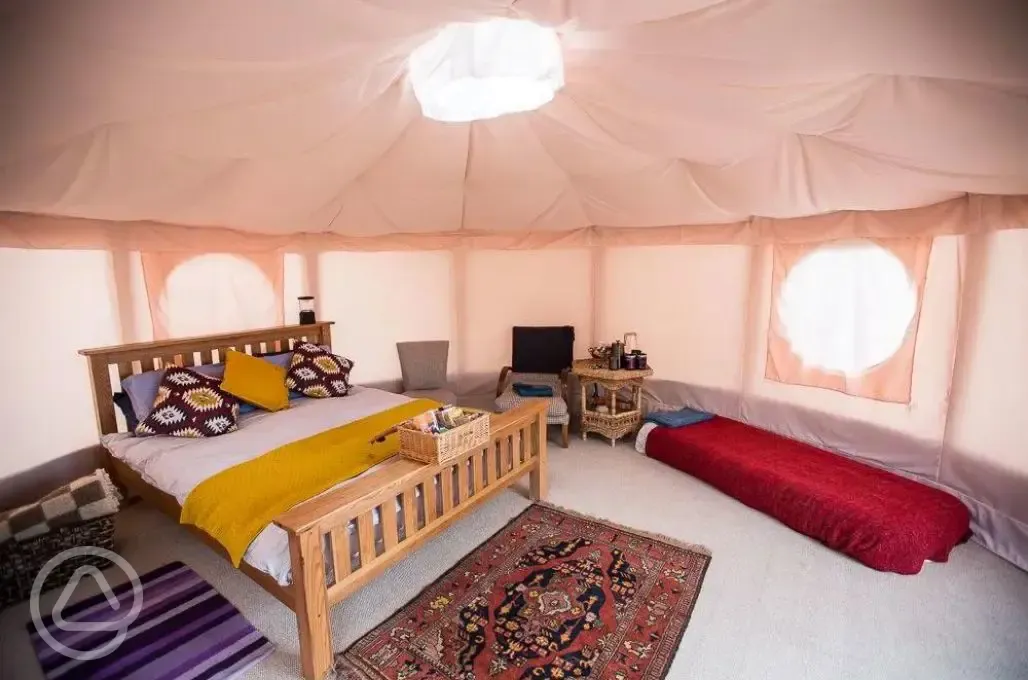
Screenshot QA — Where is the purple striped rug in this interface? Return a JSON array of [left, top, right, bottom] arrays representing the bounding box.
[[28, 561, 274, 680]]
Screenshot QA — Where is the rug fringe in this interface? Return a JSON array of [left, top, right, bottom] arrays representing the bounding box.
[[533, 500, 713, 559]]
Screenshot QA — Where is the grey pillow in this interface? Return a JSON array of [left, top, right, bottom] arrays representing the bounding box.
[[397, 341, 449, 391]]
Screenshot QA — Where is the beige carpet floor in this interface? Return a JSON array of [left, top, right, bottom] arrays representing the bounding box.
[[3, 437, 1028, 680]]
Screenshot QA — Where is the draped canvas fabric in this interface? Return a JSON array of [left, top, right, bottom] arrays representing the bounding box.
[[0, 0, 1026, 239], [2, 195, 1028, 252]]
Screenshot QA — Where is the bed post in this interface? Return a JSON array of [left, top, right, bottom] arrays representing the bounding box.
[[288, 529, 333, 680], [317, 322, 333, 350], [530, 405, 549, 501], [86, 355, 118, 436]]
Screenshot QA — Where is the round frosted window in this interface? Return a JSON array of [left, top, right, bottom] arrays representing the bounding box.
[[777, 241, 917, 375], [408, 19, 564, 123], [161, 254, 277, 338]]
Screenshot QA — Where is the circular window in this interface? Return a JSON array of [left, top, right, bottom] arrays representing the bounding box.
[[777, 241, 917, 375], [161, 254, 277, 338], [408, 19, 564, 123]]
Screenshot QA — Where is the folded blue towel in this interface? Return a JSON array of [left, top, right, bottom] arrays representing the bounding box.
[[645, 407, 714, 428], [513, 382, 554, 397]]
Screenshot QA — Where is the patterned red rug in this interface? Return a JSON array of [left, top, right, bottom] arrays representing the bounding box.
[[336, 503, 711, 680]]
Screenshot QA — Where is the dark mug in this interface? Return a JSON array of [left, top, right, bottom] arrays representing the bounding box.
[[636, 353, 648, 369]]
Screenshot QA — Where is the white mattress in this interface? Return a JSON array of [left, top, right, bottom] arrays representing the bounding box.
[[102, 387, 416, 586]]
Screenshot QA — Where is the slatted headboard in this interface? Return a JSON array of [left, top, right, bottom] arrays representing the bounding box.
[[79, 322, 334, 436]]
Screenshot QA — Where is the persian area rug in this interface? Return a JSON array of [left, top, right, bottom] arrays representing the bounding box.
[[28, 561, 274, 680], [337, 503, 711, 680]]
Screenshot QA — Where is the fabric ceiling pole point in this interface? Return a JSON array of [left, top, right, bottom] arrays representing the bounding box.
[[408, 19, 564, 123]]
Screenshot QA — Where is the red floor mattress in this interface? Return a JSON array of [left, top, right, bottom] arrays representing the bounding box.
[[646, 417, 971, 574]]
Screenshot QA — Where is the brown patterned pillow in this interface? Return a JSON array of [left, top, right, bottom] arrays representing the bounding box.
[[285, 343, 354, 398], [135, 367, 240, 438]]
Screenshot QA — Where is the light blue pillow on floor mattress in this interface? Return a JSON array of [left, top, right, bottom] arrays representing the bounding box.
[[644, 407, 714, 428]]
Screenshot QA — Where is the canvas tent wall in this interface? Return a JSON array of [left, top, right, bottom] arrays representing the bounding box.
[[1, 0, 1026, 571]]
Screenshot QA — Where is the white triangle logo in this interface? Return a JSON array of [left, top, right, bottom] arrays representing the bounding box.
[[30, 546, 144, 661], [52, 566, 124, 633]]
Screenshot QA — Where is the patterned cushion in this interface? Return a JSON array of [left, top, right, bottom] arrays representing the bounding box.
[[285, 342, 354, 398], [495, 372, 569, 425], [135, 367, 240, 438]]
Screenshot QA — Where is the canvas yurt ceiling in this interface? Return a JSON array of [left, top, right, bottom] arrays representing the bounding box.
[[1, 0, 1027, 248]]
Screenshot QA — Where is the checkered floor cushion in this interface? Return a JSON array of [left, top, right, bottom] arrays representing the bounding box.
[[0, 469, 121, 545], [495, 372, 569, 425]]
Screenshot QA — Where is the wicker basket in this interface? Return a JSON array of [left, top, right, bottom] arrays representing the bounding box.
[[1, 515, 117, 610], [398, 412, 490, 465]]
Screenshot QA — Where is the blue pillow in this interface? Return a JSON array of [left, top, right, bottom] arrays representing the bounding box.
[[644, 408, 714, 428], [513, 383, 554, 397], [122, 352, 297, 423]]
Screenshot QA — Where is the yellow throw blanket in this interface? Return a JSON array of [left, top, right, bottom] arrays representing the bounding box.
[[180, 398, 438, 566]]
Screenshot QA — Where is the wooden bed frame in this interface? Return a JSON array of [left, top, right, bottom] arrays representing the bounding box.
[[79, 323, 549, 680]]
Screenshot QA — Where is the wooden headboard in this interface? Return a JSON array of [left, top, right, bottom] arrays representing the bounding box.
[[79, 322, 334, 436]]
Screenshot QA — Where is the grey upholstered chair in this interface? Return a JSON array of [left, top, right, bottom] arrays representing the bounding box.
[[396, 340, 457, 404]]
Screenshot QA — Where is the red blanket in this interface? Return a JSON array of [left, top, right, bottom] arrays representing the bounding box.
[[646, 417, 971, 574]]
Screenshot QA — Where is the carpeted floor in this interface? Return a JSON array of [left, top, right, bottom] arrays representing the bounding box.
[[3, 437, 1027, 680]]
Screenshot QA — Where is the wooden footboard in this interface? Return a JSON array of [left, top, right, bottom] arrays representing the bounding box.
[[274, 401, 549, 680]]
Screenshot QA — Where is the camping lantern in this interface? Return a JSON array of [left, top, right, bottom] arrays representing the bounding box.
[[298, 296, 316, 325]]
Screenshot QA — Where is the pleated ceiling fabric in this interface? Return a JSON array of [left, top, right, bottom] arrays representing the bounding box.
[[0, 0, 1025, 241]]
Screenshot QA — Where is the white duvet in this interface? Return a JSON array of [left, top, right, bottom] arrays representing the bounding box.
[[102, 387, 414, 586]]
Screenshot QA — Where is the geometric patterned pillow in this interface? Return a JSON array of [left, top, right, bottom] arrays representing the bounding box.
[[285, 342, 354, 398], [134, 367, 240, 438]]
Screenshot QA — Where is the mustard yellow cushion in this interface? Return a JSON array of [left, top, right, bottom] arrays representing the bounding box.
[[221, 350, 290, 412]]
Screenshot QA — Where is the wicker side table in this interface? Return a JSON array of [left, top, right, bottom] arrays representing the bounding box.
[[572, 359, 653, 447]]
